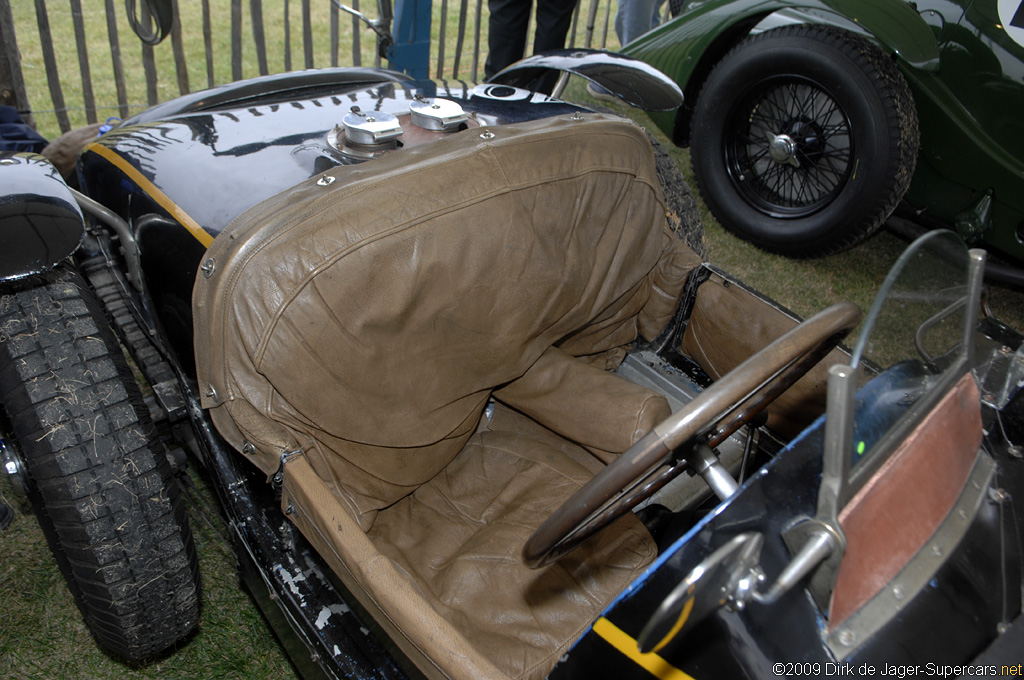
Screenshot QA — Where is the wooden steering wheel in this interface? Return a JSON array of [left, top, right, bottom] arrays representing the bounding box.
[[522, 302, 861, 569]]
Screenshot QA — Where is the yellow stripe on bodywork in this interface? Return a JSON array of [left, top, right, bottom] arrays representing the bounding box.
[[651, 595, 695, 654], [592, 617, 696, 680], [85, 142, 214, 248]]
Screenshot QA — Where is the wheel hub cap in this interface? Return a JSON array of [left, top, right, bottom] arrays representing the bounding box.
[[767, 133, 799, 167], [1, 436, 27, 497]]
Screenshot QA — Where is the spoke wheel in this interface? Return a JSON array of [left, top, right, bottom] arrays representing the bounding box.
[[727, 76, 853, 216], [691, 25, 918, 258]]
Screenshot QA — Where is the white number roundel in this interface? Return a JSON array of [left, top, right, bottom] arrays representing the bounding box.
[[998, 0, 1024, 48]]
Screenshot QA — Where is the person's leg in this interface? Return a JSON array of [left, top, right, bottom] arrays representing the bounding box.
[[533, 0, 577, 54], [528, 0, 578, 91], [485, 0, 533, 79], [615, 0, 664, 45]]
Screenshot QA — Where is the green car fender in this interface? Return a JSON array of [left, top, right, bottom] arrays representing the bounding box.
[[624, 0, 941, 144]]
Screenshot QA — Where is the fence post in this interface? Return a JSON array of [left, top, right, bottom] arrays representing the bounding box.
[[0, 0, 34, 127], [390, 0, 432, 79]]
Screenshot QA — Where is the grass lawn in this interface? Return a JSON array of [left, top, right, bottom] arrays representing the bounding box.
[[2, 4, 1023, 680]]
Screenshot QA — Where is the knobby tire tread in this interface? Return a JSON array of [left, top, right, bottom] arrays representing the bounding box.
[[0, 265, 200, 663]]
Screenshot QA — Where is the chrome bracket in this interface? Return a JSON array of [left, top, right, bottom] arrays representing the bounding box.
[[270, 446, 305, 489]]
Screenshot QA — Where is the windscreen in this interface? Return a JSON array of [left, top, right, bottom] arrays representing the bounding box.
[[845, 230, 973, 468], [851, 230, 971, 372]]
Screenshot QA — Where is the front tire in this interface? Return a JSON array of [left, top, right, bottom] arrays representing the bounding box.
[[690, 25, 918, 258], [0, 266, 200, 662]]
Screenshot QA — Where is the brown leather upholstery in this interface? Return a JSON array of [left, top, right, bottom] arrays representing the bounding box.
[[367, 405, 656, 680], [193, 113, 700, 679], [281, 409, 657, 680], [681, 270, 850, 438], [494, 345, 672, 463], [195, 113, 700, 527]]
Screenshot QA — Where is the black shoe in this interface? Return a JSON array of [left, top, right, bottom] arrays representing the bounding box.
[[0, 502, 13, 531]]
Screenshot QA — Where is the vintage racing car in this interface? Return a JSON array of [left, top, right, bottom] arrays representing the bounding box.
[[1, 49, 1023, 680], [622, 0, 1024, 273]]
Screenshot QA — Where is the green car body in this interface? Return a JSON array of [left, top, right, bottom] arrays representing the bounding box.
[[625, 0, 1024, 262]]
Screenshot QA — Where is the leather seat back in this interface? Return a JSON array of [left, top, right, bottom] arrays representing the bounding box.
[[193, 113, 699, 528]]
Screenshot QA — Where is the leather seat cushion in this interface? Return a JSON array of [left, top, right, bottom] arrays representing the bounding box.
[[367, 404, 656, 680]]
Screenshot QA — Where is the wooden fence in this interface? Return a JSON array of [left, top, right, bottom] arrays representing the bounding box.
[[0, 0, 619, 140]]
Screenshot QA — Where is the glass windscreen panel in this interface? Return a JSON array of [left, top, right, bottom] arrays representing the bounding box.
[[845, 231, 972, 469]]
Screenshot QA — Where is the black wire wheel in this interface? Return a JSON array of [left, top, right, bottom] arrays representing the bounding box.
[[0, 265, 200, 662], [691, 25, 919, 258], [727, 76, 853, 215]]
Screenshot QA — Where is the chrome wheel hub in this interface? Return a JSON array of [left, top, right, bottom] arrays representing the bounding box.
[[767, 132, 800, 168], [1, 435, 27, 496]]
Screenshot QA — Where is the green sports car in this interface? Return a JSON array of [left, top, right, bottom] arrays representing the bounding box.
[[623, 0, 1024, 265]]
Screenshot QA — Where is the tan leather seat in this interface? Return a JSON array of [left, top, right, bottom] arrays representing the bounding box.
[[369, 404, 656, 679], [193, 113, 701, 679]]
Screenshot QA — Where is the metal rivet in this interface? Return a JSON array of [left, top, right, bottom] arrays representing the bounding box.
[[990, 487, 1010, 504], [1010, 445, 1023, 460], [317, 175, 336, 186], [931, 544, 944, 557], [570, 111, 584, 121], [206, 386, 218, 400], [892, 584, 905, 600], [838, 630, 856, 646], [0, 158, 18, 166], [285, 504, 295, 515], [479, 131, 496, 140], [200, 257, 216, 278]]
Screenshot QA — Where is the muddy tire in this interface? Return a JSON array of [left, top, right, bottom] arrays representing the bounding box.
[[690, 25, 918, 258], [651, 134, 707, 259], [0, 266, 200, 662], [583, 102, 707, 259]]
